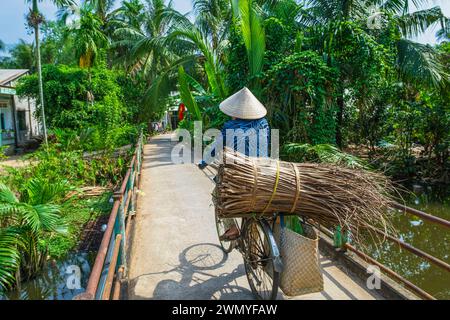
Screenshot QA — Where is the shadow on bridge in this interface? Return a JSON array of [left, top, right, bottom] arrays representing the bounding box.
[[130, 243, 253, 300]]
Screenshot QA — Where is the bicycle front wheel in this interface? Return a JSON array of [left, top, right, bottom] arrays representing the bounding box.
[[242, 218, 280, 300], [215, 208, 235, 253]]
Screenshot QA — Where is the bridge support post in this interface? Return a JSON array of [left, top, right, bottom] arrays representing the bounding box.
[[114, 192, 128, 277]]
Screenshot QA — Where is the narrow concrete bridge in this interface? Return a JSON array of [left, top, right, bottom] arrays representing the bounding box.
[[126, 134, 383, 300]]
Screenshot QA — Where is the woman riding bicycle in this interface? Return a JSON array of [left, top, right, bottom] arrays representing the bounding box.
[[198, 87, 270, 241]]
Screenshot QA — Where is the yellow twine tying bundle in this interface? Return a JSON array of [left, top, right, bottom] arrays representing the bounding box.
[[262, 160, 280, 214], [290, 163, 301, 213]]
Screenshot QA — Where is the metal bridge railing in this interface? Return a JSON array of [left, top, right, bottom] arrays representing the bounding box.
[[312, 203, 450, 300], [74, 132, 144, 300]]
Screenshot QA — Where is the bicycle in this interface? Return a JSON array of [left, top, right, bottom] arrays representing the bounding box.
[[201, 162, 284, 300], [215, 212, 284, 300]]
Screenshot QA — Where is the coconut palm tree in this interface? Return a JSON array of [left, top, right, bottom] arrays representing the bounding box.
[[70, 4, 109, 73], [193, 0, 232, 52], [0, 40, 5, 52], [0, 180, 67, 292], [86, 0, 116, 25], [303, 0, 448, 83], [111, 0, 195, 119], [111, 0, 189, 77], [26, 0, 75, 145], [109, 0, 144, 32]]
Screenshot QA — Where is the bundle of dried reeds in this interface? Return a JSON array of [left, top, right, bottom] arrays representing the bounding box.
[[213, 149, 396, 245], [65, 186, 110, 200]]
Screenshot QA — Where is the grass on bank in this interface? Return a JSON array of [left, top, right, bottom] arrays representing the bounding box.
[[43, 192, 113, 259]]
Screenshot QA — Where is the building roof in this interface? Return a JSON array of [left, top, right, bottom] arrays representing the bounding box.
[[0, 69, 29, 86]]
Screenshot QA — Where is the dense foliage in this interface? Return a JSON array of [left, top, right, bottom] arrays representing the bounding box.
[[0, 0, 449, 296], [3, 1, 445, 181], [0, 1, 143, 292], [264, 51, 338, 145], [16, 65, 125, 130]]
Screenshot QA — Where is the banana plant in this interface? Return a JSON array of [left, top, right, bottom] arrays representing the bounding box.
[[231, 0, 266, 93], [178, 66, 203, 121]]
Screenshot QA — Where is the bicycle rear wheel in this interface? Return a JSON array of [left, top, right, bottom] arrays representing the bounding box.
[[242, 218, 280, 300]]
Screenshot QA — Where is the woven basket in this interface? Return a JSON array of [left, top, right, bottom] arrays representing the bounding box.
[[274, 221, 324, 297]]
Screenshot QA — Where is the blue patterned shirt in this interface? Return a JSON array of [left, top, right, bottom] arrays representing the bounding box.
[[221, 118, 270, 157]]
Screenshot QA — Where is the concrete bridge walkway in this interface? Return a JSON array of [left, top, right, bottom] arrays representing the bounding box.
[[127, 134, 382, 300]]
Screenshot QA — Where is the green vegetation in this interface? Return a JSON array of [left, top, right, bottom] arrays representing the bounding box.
[[0, 0, 449, 297], [282, 143, 367, 169], [49, 0, 444, 184], [0, 1, 143, 293], [0, 40, 35, 70], [0, 135, 133, 292], [16, 65, 127, 131], [44, 192, 113, 260], [0, 179, 67, 291]]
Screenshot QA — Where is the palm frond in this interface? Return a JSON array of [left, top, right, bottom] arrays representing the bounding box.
[[282, 143, 367, 169], [0, 203, 24, 220], [396, 38, 448, 88], [380, 0, 431, 15], [396, 6, 444, 38], [20, 203, 63, 234], [169, 26, 227, 98], [32, 205, 66, 233], [51, 0, 77, 8], [0, 227, 23, 292], [23, 178, 70, 206], [231, 0, 266, 81], [436, 17, 450, 41], [185, 73, 208, 95], [142, 54, 198, 117], [0, 183, 19, 204], [304, 0, 367, 22]]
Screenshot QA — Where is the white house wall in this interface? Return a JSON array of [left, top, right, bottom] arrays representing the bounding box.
[[13, 95, 40, 138], [0, 70, 41, 145]]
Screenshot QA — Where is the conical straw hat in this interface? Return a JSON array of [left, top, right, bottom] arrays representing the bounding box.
[[219, 87, 267, 120]]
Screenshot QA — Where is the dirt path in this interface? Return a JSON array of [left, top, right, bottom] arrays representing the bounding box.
[[0, 155, 34, 172]]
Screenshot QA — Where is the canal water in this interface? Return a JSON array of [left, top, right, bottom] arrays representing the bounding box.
[[0, 252, 94, 300], [366, 186, 450, 300]]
